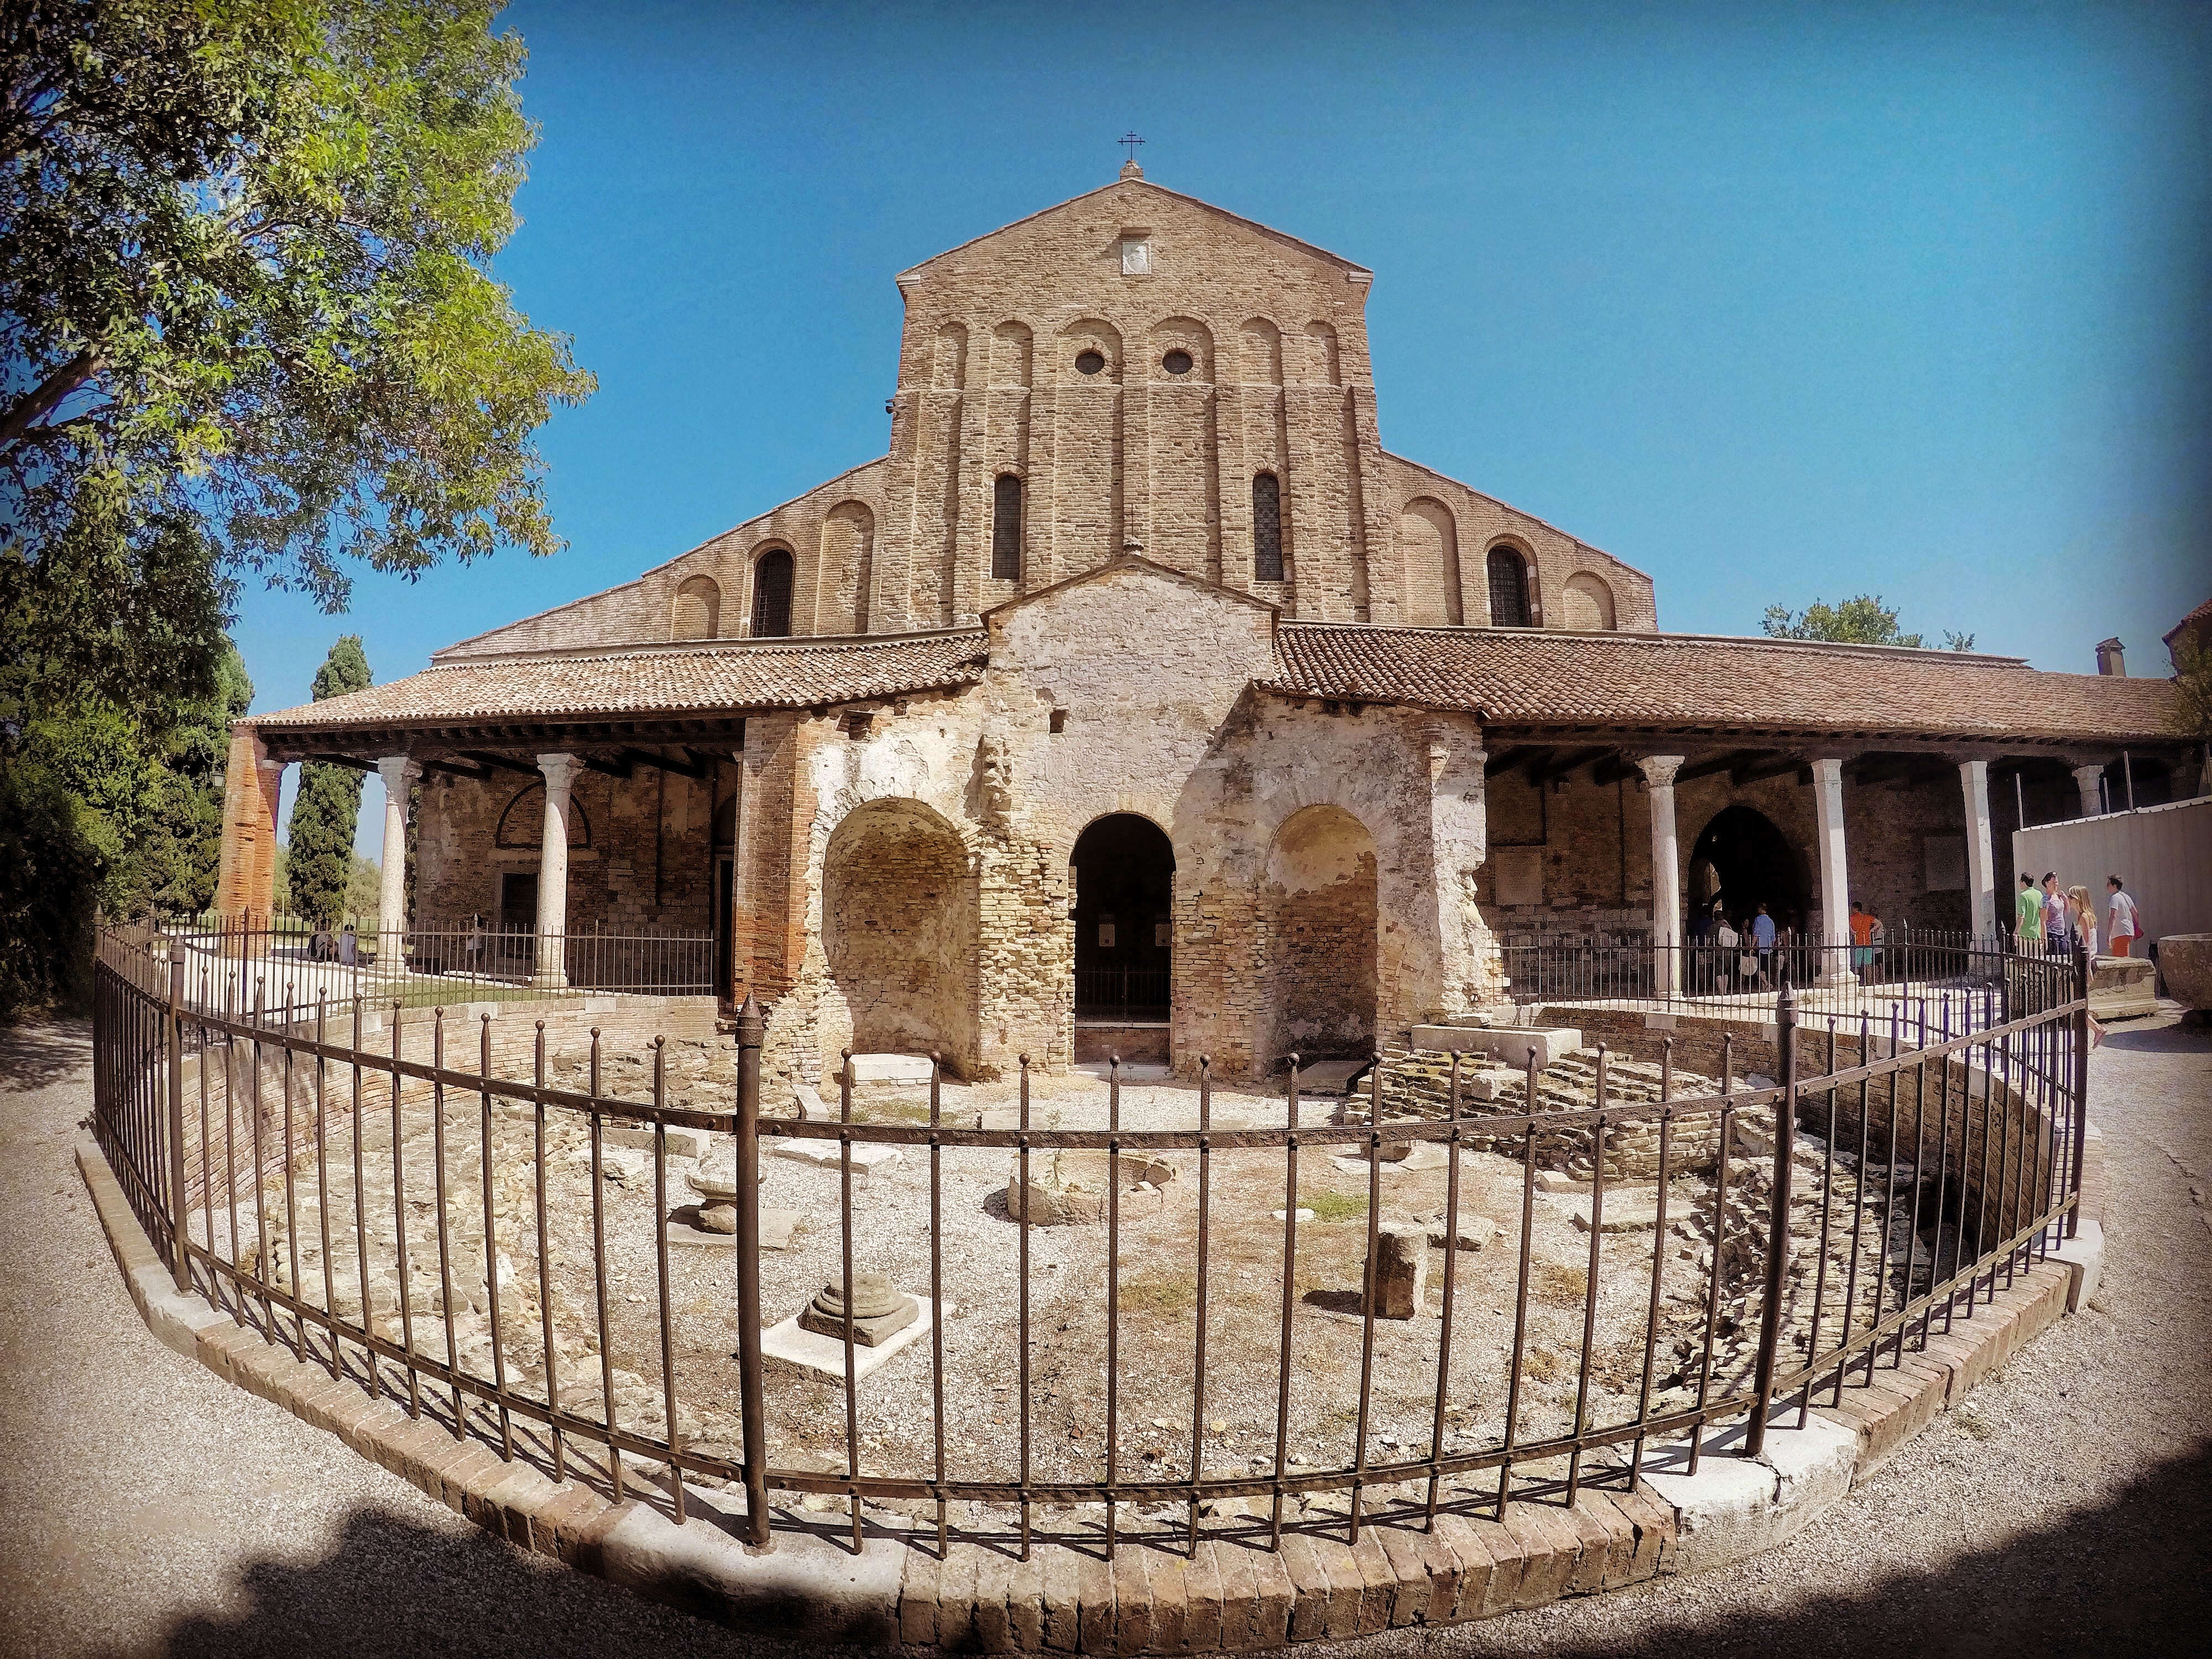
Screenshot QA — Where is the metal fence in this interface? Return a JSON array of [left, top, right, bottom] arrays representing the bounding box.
[[149, 920, 718, 1016], [1496, 927, 2028, 1023], [1074, 967, 1172, 1021], [90, 927, 2091, 1563]]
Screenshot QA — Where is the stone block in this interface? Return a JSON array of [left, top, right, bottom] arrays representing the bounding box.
[[1559, 1190, 1661, 1233], [666, 1205, 800, 1250], [1428, 1214, 1501, 1252], [773, 1138, 904, 1174], [1412, 1025, 1582, 1069], [1364, 1224, 1427, 1318], [847, 1052, 935, 1084], [760, 1295, 945, 1381]]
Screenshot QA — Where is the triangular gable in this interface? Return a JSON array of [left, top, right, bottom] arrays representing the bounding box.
[[898, 179, 1371, 285], [979, 552, 1282, 629]]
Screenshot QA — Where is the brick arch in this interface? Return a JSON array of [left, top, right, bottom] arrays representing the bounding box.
[[494, 784, 591, 849], [1058, 317, 1123, 381], [1397, 497, 1462, 627], [1238, 317, 1283, 385], [1149, 316, 1215, 380], [817, 796, 981, 1074], [817, 501, 875, 635], [671, 573, 720, 640], [1261, 802, 1379, 1066]]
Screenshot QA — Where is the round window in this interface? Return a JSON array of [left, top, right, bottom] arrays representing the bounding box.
[[1162, 348, 1193, 376], [1075, 349, 1106, 376]]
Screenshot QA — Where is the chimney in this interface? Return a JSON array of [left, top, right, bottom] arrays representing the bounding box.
[[2095, 637, 2125, 676]]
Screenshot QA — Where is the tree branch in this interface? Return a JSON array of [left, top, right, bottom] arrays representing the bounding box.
[[0, 348, 102, 452]]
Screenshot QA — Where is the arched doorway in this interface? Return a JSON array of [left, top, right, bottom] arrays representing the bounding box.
[[1264, 805, 1380, 1068], [1688, 805, 1806, 932], [820, 799, 977, 1071], [1071, 815, 1174, 1022]]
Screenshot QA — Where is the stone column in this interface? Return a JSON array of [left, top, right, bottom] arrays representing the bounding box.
[[374, 757, 420, 972], [1811, 758, 1853, 981], [533, 753, 582, 987], [1638, 755, 1686, 997], [2072, 763, 2106, 820], [1959, 759, 1996, 941]]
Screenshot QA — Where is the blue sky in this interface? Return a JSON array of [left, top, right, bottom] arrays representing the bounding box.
[[243, 0, 2212, 853]]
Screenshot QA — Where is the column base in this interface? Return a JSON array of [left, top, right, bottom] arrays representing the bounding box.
[[531, 970, 569, 990]]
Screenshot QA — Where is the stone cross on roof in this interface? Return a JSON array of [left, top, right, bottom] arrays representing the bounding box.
[[1118, 131, 1145, 178]]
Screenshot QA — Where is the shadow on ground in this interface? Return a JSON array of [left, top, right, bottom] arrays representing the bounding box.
[[0, 1016, 92, 1093], [113, 1445, 2212, 1658]]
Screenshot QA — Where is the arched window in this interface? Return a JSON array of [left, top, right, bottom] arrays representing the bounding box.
[[1486, 547, 1531, 628], [992, 473, 1023, 581], [1253, 473, 1284, 582], [750, 548, 794, 638]]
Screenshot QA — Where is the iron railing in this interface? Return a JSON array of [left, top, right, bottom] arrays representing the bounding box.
[[90, 927, 2091, 1563], [1074, 967, 1171, 1021], [1497, 927, 2030, 1024], [149, 920, 718, 1016]]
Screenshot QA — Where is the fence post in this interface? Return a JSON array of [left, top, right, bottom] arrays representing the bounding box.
[[733, 992, 771, 1548], [165, 950, 191, 1293], [2067, 938, 2091, 1238], [1746, 982, 1798, 1457]]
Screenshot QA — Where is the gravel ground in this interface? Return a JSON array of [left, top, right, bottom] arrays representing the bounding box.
[[2, 1010, 2204, 1656]]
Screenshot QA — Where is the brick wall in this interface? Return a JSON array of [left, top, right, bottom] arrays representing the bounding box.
[[435, 178, 1657, 659]]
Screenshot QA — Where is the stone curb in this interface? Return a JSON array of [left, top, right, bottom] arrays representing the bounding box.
[[76, 1132, 2095, 1648]]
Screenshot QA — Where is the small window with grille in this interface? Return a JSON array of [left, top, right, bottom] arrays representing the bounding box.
[[750, 547, 794, 637], [1486, 547, 1531, 627], [1253, 473, 1284, 582], [992, 474, 1023, 580]]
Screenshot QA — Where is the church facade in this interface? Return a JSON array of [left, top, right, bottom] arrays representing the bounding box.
[[222, 167, 2192, 1082]]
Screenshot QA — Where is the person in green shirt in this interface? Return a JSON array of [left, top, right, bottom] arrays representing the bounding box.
[[2016, 874, 2045, 946]]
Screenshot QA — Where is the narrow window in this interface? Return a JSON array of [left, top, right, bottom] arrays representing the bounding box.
[[992, 474, 1023, 580], [1253, 473, 1284, 582], [750, 548, 794, 637], [1486, 547, 1530, 627]]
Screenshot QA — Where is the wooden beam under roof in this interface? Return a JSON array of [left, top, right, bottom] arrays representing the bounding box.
[[1527, 745, 1613, 786], [1483, 744, 1540, 778], [1732, 753, 1808, 787], [1673, 750, 1766, 784]]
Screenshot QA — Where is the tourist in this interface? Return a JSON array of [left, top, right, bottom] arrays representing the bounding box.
[[2106, 877, 2141, 957], [1750, 902, 1777, 989], [310, 920, 333, 962], [337, 921, 357, 966], [2068, 885, 2099, 957], [2043, 873, 2071, 957], [466, 913, 486, 978], [2016, 874, 2044, 949], [1849, 899, 1878, 984], [1715, 910, 1740, 993]]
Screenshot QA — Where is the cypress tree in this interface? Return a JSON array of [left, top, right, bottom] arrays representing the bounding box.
[[285, 637, 372, 923]]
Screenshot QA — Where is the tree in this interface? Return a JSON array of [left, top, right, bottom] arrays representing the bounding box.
[[0, 1, 587, 1004], [1760, 596, 1976, 651], [2, 0, 593, 698], [346, 853, 381, 921], [2173, 636, 2212, 742], [285, 635, 370, 921]]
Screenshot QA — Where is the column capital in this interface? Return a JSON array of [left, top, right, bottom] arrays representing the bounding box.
[[375, 755, 420, 793], [2070, 761, 2107, 784], [537, 751, 583, 794], [1636, 754, 1686, 789], [1811, 756, 1846, 784]]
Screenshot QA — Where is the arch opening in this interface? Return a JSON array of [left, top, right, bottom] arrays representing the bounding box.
[[750, 548, 794, 638], [1264, 804, 1378, 1067], [821, 799, 978, 1070], [1071, 814, 1174, 1021], [1688, 805, 1807, 937], [1562, 571, 1616, 631], [1486, 546, 1531, 628]]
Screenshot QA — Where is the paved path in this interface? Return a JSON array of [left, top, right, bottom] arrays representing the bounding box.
[[2, 1013, 2205, 1657]]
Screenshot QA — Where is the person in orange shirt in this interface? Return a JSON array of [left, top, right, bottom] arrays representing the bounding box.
[[1849, 899, 1881, 985]]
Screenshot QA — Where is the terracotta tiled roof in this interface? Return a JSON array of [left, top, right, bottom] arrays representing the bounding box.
[[252, 631, 989, 732], [1270, 624, 2183, 744], [2164, 596, 2212, 649]]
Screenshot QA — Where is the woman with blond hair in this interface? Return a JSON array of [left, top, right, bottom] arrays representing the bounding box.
[[2068, 885, 2099, 958]]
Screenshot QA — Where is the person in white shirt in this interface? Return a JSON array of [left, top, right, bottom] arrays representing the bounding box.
[[2106, 877, 2140, 958]]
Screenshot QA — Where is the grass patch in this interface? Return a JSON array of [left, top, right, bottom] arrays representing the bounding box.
[[1301, 1190, 1370, 1224], [1533, 1263, 1589, 1306], [1119, 1271, 1196, 1318], [1522, 1347, 1567, 1383]]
